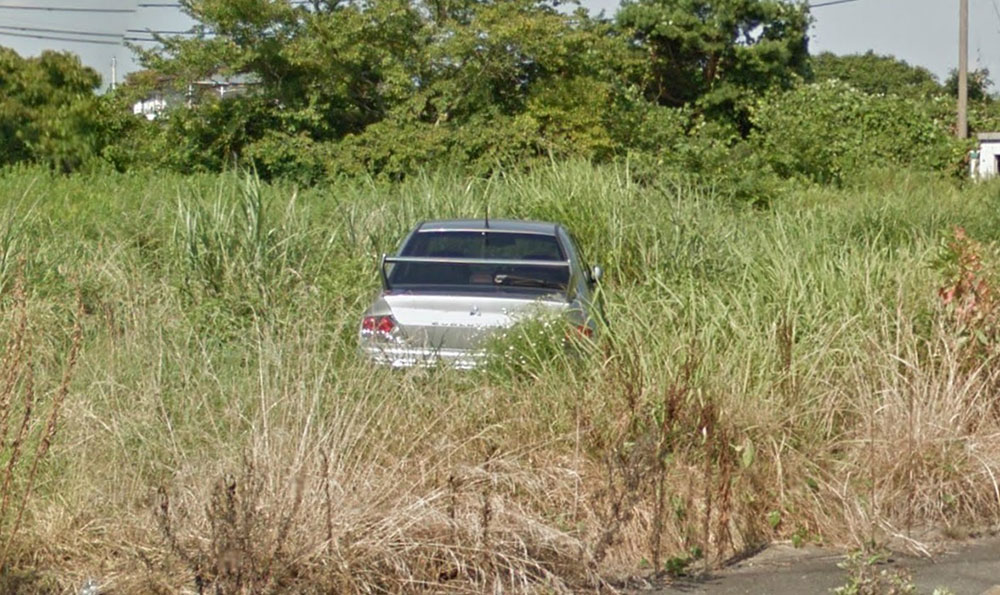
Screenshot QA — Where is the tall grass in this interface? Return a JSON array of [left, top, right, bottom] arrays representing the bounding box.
[[0, 269, 81, 585], [1, 163, 1000, 591]]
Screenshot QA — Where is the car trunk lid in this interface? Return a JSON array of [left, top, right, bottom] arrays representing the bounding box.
[[383, 293, 568, 351]]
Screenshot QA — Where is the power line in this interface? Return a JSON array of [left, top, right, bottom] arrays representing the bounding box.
[[0, 30, 157, 45], [809, 0, 864, 8], [126, 28, 197, 35], [0, 23, 197, 38], [0, 25, 122, 39], [0, 4, 135, 13], [0, 30, 123, 45]]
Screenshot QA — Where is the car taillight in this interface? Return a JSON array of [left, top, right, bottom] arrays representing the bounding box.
[[568, 324, 593, 340], [377, 316, 395, 334], [361, 315, 396, 335]]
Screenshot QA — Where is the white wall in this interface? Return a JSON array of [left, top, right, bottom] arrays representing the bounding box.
[[976, 141, 1000, 179], [132, 98, 167, 121]]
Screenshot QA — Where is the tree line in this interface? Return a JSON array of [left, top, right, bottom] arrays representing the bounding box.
[[1, 0, 996, 195]]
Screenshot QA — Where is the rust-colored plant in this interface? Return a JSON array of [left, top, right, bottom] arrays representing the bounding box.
[[937, 226, 999, 358]]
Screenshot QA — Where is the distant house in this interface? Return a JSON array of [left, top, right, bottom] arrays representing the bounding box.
[[130, 73, 258, 120], [132, 95, 168, 120], [191, 75, 257, 99], [973, 133, 1000, 179]]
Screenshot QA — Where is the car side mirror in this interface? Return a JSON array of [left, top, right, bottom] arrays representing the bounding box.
[[590, 265, 603, 284]]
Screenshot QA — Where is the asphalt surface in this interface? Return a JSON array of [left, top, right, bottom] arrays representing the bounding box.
[[647, 536, 1000, 595]]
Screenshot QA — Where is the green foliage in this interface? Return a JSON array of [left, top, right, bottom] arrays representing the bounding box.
[[0, 47, 104, 172], [663, 546, 702, 576], [617, 0, 810, 131], [121, 0, 825, 181], [128, 0, 427, 177], [833, 548, 916, 595], [129, 0, 640, 178], [242, 131, 329, 185], [480, 313, 588, 381], [944, 67, 993, 102], [326, 117, 454, 180], [173, 170, 310, 336], [0, 2, 974, 185], [161, 95, 281, 174], [92, 95, 162, 173], [751, 81, 966, 184], [810, 51, 943, 99]]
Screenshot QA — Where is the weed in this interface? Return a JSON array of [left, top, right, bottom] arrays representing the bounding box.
[[833, 547, 915, 595], [480, 313, 596, 382], [156, 456, 306, 594], [0, 270, 81, 571], [935, 226, 999, 360]]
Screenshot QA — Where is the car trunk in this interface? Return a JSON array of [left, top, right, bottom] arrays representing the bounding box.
[[383, 293, 568, 351]]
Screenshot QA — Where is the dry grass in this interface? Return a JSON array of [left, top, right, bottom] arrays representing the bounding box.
[[138, 380, 607, 593], [0, 270, 81, 580]]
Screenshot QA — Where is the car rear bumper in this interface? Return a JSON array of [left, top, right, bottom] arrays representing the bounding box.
[[361, 345, 485, 370]]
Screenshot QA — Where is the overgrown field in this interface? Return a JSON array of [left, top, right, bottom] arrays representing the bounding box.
[[2, 163, 1000, 592]]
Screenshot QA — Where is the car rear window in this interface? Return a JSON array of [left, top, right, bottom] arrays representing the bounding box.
[[389, 231, 569, 290], [401, 231, 564, 260]]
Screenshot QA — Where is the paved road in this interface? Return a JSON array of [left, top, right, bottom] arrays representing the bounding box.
[[649, 536, 1000, 595]]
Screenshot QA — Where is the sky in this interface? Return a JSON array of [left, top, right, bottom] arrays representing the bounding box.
[[0, 0, 995, 91]]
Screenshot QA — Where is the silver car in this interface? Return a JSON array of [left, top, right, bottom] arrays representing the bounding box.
[[359, 219, 602, 368]]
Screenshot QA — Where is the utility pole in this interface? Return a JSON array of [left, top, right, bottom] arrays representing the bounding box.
[[111, 56, 117, 92], [958, 0, 968, 139]]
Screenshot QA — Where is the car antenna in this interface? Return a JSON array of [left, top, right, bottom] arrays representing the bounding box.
[[483, 168, 496, 230]]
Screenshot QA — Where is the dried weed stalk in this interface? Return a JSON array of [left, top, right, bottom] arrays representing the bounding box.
[[156, 442, 604, 593], [156, 456, 306, 594], [0, 271, 82, 570]]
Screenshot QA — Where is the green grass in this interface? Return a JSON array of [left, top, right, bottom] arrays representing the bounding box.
[[2, 163, 1000, 591]]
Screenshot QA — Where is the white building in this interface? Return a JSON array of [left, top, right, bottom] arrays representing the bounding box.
[[129, 75, 257, 120], [132, 96, 167, 120], [973, 132, 1000, 179]]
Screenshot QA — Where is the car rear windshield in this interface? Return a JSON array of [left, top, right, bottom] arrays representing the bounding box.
[[389, 231, 569, 291], [402, 231, 564, 260]]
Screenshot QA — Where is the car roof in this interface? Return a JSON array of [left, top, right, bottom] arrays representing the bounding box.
[[416, 219, 559, 235]]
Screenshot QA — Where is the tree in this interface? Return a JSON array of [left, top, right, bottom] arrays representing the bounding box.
[[134, 0, 640, 178], [616, 0, 810, 132], [811, 51, 942, 99], [0, 47, 103, 171], [133, 0, 440, 178], [945, 67, 993, 102]]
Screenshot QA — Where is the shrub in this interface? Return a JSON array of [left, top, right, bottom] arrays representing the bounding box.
[[751, 81, 967, 184], [244, 131, 329, 186]]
